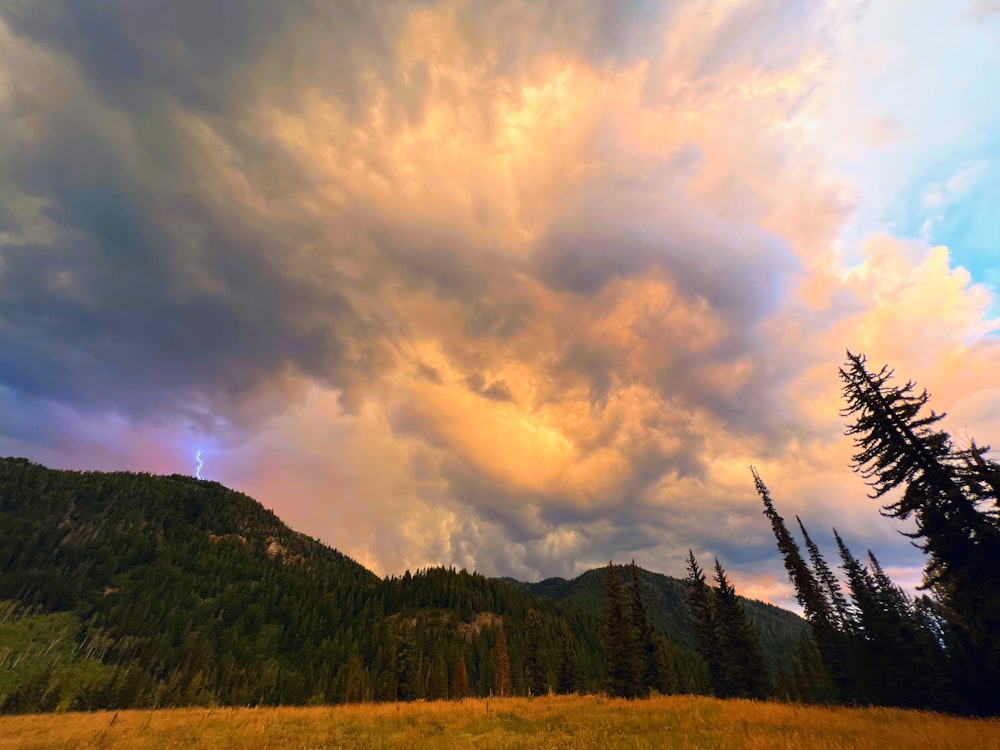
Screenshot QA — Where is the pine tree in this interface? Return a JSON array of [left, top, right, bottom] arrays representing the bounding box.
[[840, 351, 1000, 711], [492, 622, 514, 697], [957, 439, 1000, 504], [555, 621, 579, 695], [712, 558, 772, 699], [603, 560, 639, 698], [866, 550, 951, 709], [788, 631, 835, 704], [752, 470, 831, 628], [626, 561, 661, 696], [523, 608, 547, 696], [834, 531, 953, 710], [684, 551, 722, 695], [752, 470, 843, 696], [796, 517, 850, 630], [395, 625, 421, 701]]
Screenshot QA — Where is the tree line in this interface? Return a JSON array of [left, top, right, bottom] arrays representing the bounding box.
[[602, 351, 999, 715], [3, 350, 995, 713], [0, 458, 796, 712], [748, 352, 1000, 714]]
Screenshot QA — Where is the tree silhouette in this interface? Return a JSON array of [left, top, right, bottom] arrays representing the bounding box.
[[627, 560, 662, 696], [603, 561, 639, 698], [684, 551, 722, 695], [712, 559, 772, 699], [840, 351, 1000, 712]]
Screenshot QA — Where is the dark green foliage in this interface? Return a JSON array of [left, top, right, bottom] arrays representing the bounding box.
[[342, 655, 370, 703], [684, 551, 722, 695], [393, 624, 421, 701], [840, 352, 1000, 713], [757, 467, 961, 711], [755, 348, 1000, 714], [785, 632, 835, 703], [796, 518, 850, 631], [627, 561, 664, 696], [0, 457, 809, 712], [752, 471, 832, 631], [555, 621, 579, 695], [752, 472, 845, 698], [602, 560, 639, 698], [427, 653, 449, 701], [711, 559, 772, 699], [523, 609, 546, 696], [685, 552, 773, 700], [0, 458, 569, 709], [523, 565, 807, 681], [832, 532, 953, 710]]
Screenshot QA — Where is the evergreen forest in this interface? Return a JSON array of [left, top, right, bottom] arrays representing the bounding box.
[[0, 459, 800, 713], [1, 352, 997, 715]]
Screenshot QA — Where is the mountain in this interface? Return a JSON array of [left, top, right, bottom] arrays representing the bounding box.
[[518, 567, 807, 672], [0, 457, 805, 712]]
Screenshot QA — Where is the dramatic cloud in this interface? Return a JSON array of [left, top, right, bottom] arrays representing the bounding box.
[[1, 0, 997, 605]]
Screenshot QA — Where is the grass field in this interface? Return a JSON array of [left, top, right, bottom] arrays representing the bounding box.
[[1, 694, 998, 749]]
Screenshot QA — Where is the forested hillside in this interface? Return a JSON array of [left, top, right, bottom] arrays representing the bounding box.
[[521, 567, 806, 671], [0, 457, 806, 712]]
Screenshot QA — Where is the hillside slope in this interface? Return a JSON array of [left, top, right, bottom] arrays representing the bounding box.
[[521, 567, 806, 669], [0, 457, 805, 712]]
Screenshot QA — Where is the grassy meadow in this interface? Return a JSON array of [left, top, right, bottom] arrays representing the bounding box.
[[1, 694, 999, 749]]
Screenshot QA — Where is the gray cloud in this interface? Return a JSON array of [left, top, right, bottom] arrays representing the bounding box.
[[460, 0, 675, 73], [1, 0, 928, 593], [0, 80, 386, 427], [0, 0, 413, 117], [536, 188, 806, 438], [535, 168, 797, 321]]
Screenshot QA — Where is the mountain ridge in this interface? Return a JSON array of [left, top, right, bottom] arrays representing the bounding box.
[[0, 456, 804, 712]]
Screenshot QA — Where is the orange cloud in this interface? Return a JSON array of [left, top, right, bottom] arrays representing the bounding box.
[[2, 1, 998, 597]]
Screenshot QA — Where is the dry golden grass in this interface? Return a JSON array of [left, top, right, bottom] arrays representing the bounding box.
[[2, 694, 999, 749]]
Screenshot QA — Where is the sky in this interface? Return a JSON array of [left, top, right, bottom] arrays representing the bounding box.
[[1, 0, 998, 608]]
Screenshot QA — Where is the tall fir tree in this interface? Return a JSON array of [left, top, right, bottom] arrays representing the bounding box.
[[752, 469, 843, 696], [394, 625, 422, 701], [626, 560, 662, 696], [834, 530, 953, 710], [796, 517, 851, 630], [603, 560, 639, 698], [834, 529, 886, 702], [752, 470, 831, 628], [711, 559, 772, 699], [524, 608, 547, 696], [555, 621, 579, 695], [684, 551, 723, 696], [840, 351, 1000, 711]]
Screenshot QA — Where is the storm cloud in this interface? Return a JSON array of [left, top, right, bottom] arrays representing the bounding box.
[[1, 0, 998, 603]]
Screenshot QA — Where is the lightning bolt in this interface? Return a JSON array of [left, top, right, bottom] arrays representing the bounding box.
[[195, 449, 204, 480]]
